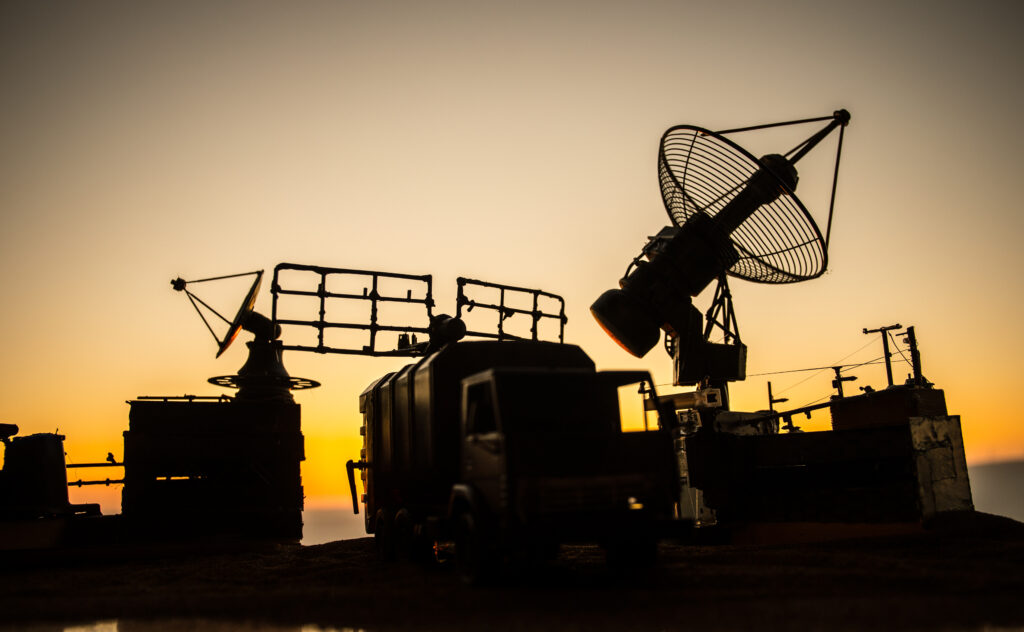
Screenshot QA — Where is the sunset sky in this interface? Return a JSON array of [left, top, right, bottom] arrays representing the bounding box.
[[2, 0, 1022, 514]]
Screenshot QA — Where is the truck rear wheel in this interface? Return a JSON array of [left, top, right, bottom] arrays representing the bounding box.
[[455, 511, 498, 585], [393, 508, 435, 564], [374, 508, 395, 561], [393, 508, 413, 561]]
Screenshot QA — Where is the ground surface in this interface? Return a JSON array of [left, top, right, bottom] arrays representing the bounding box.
[[2, 512, 1023, 631]]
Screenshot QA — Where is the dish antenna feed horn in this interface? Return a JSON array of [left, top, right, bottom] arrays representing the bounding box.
[[171, 270, 320, 400], [592, 109, 850, 387]]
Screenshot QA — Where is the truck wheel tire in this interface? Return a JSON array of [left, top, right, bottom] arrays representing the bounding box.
[[455, 511, 498, 585], [374, 508, 395, 561], [393, 508, 414, 561]]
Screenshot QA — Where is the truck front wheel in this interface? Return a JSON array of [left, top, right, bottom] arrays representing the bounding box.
[[454, 510, 498, 585]]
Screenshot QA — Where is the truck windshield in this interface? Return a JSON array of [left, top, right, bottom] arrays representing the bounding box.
[[493, 373, 620, 434]]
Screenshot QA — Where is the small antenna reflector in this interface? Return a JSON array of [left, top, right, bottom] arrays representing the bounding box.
[[218, 273, 262, 358], [170, 270, 264, 358]]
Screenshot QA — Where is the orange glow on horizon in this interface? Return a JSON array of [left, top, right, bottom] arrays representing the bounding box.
[[3, 1, 1023, 516]]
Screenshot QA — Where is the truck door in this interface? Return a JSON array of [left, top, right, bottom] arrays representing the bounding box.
[[462, 379, 505, 515]]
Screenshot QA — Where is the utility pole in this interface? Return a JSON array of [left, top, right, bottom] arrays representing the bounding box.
[[904, 326, 925, 387], [767, 381, 788, 412], [863, 323, 901, 387], [831, 366, 857, 399]]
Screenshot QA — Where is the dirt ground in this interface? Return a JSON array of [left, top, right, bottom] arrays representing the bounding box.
[[2, 512, 1023, 632]]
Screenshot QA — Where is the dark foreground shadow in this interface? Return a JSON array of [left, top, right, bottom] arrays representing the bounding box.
[[2, 512, 1023, 632]]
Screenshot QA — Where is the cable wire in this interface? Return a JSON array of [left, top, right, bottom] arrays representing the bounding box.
[[840, 354, 890, 372], [888, 331, 914, 368], [764, 337, 879, 396]]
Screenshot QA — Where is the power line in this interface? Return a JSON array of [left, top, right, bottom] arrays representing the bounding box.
[[761, 337, 880, 396], [794, 358, 897, 408], [840, 355, 889, 372], [658, 341, 907, 398], [888, 330, 915, 368], [798, 393, 833, 409]]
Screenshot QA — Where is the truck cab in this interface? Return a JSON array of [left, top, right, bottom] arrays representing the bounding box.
[[452, 367, 678, 580]]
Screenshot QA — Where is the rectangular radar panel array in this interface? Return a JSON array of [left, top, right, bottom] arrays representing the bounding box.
[[270, 263, 566, 357]]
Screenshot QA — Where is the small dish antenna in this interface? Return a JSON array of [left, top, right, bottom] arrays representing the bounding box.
[[170, 270, 266, 357], [216, 272, 263, 358], [171, 270, 319, 399]]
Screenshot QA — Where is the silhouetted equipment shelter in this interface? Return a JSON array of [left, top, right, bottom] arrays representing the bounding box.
[[685, 384, 971, 526], [0, 431, 100, 521], [123, 397, 305, 540]]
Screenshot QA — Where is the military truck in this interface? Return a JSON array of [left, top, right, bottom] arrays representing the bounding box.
[[347, 339, 678, 582]]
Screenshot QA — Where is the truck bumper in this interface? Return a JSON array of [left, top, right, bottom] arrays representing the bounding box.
[[513, 474, 672, 540]]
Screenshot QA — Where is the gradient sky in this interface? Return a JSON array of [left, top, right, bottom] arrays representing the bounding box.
[[2, 0, 1022, 512]]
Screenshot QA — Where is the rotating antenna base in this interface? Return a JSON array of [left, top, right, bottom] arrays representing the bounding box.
[[208, 339, 320, 401]]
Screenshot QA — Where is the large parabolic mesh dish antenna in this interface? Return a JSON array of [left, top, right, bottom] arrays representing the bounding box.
[[659, 111, 848, 284], [591, 110, 849, 359]]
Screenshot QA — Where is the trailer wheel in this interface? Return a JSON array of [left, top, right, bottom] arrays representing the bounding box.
[[455, 510, 498, 585], [374, 508, 395, 561]]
